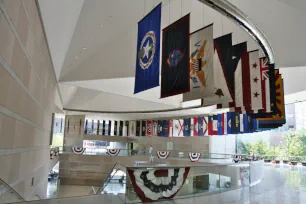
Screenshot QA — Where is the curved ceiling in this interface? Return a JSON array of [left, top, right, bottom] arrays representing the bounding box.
[[38, 0, 306, 114]]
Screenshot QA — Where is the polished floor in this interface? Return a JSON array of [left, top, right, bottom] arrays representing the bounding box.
[[26, 164, 306, 204], [152, 164, 306, 204]]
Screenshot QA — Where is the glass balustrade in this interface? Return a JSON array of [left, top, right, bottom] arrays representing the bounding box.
[[0, 179, 25, 204]]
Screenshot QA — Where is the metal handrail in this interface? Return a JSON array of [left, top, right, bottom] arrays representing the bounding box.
[[0, 179, 25, 201], [96, 163, 125, 194]]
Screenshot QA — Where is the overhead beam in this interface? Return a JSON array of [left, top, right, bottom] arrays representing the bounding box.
[[198, 0, 275, 65]]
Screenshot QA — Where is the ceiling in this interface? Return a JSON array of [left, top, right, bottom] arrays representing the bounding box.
[[38, 0, 306, 118]]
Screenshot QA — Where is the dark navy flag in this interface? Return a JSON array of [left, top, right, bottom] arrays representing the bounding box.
[[226, 112, 232, 134], [102, 120, 106, 135], [108, 120, 111, 135], [134, 4, 161, 94], [157, 120, 163, 136], [198, 117, 204, 136], [136, 121, 141, 136], [161, 14, 190, 98], [84, 119, 88, 134], [183, 118, 191, 136], [141, 121, 146, 136], [163, 120, 169, 137], [119, 121, 123, 136], [231, 112, 240, 134], [114, 121, 118, 136]]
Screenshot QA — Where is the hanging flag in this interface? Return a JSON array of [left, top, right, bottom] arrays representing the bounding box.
[[119, 121, 123, 136], [129, 121, 136, 136], [256, 71, 286, 128], [108, 120, 111, 135], [79, 119, 82, 134], [193, 117, 199, 136], [84, 119, 88, 134], [157, 120, 163, 136], [101, 120, 105, 135], [232, 112, 240, 134], [208, 115, 218, 135], [153, 121, 158, 136], [183, 24, 214, 102], [233, 42, 251, 110], [162, 120, 169, 137], [161, 14, 190, 98], [183, 118, 191, 136], [168, 120, 173, 137], [249, 50, 262, 112], [203, 33, 234, 106], [141, 121, 146, 136], [114, 121, 118, 136], [260, 57, 271, 113], [146, 120, 153, 136], [217, 114, 224, 135], [136, 121, 141, 136], [173, 119, 184, 137], [124, 121, 128, 136], [134, 4, 161, 93], [97, 120, 100, 135]]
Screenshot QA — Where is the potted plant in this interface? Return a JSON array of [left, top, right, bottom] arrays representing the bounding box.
[[289, 156, 299, 165], [282, 156, 289, 164], [264, 155, 272, 163]]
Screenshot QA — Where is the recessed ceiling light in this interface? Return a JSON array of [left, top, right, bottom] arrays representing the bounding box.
[[76, 56, 78, 59], [100, 25, 103, 28], [83, 47, 87, 50]]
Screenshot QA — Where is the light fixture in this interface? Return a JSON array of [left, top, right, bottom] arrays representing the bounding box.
[[83, 47, 87, 50], [100, 25, 103, 28], [76, 56, 78, 59]]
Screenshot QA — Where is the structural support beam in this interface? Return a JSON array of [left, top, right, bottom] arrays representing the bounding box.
[[198, 0, 275, 65]]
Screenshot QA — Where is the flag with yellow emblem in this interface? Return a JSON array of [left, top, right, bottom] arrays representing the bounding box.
[[183, 24, 214, 102]]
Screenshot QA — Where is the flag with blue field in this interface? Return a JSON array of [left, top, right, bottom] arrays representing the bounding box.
[[134, 4, 161, 93]]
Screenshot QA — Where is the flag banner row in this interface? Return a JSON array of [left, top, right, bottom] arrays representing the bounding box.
[[132, 4, 283, 126]]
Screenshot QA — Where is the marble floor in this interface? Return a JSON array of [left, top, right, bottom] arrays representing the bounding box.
[[153, 164, 306, 204], [16, 164, 306, 204]]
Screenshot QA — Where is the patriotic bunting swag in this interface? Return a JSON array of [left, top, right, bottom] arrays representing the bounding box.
[[188, 153, 201, 162], [156, 151, 170, 159], [128, 168, 190, 202], [72, 146, 86, 155], [107, 149, 120, 156]]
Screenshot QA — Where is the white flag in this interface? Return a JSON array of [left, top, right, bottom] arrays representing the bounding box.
[[183, 24, 214, 102]]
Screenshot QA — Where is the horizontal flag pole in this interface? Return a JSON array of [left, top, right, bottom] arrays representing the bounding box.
[[198, 0, 275, 65]]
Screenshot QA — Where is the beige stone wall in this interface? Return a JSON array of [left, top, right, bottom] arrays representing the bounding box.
[[64, 115, 85, 147], [0, 0, 58, 200]]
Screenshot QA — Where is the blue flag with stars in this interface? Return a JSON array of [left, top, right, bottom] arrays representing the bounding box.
[[134, 4, 161, 94]]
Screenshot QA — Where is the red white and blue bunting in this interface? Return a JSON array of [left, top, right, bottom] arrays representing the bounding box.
[[71, 146, 86, 155], [128, 167, 190, 202], [107, 149, 120, 156], [188, 153, 201, 162], [156, 151, 170, 159]]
